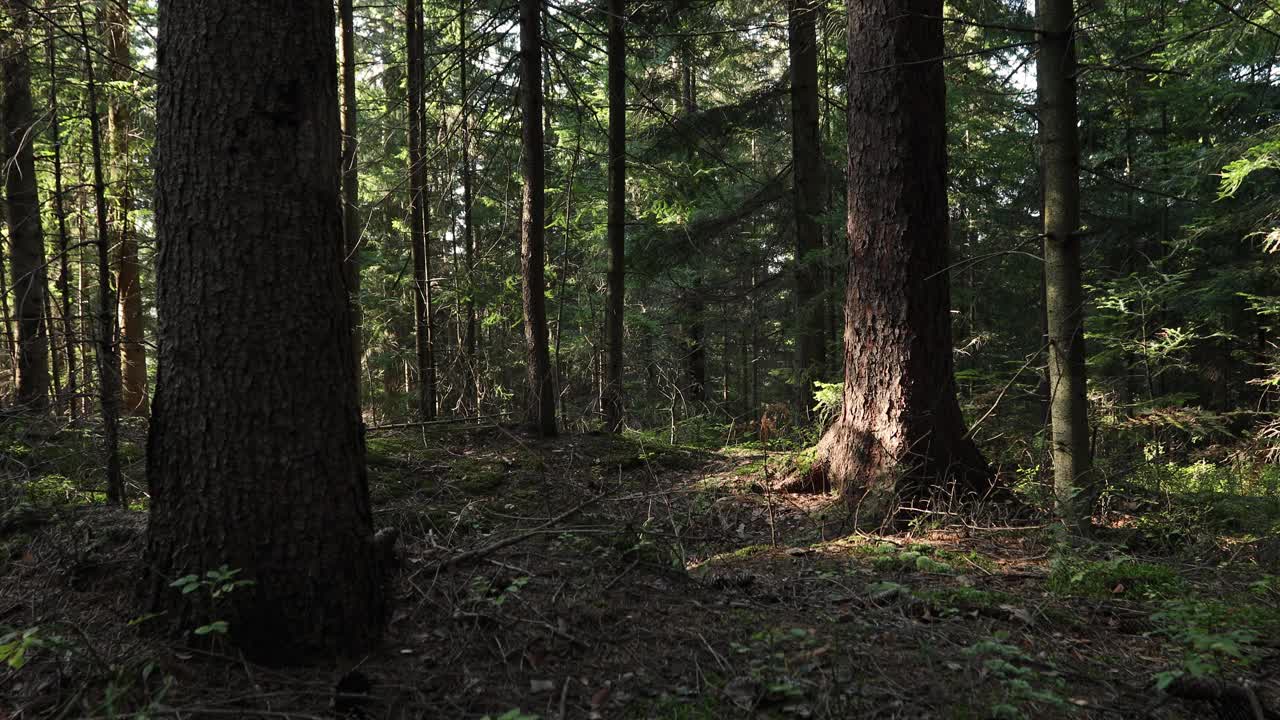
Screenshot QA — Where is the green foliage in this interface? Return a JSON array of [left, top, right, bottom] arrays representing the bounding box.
[[963, 632, 1070, 717], [0, 625, 43, 670], [1046, 556, 1181, 598], [169, 565, 254, 637], [1151, 598, 1272, 688]]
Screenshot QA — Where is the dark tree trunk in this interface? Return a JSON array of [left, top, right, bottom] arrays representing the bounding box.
[[47, 20, 79, 417], [812, 0, 988, 522], [519, 0, 556, 436], [407, 0, 436, 420], [788, 0, 826, 408], [2, 1, 50, 410], [145, 0, 385, 663], [105, 0, 148, 417], [459, 0, 479, 416], [1038, 0, 1093, 533], [340, 0, 363, 381], [678, 45, 706, 404], [77, 3, 124, 503], [603, 0, 626, 432]]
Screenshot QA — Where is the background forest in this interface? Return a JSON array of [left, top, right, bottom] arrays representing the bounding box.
[[1, 0, 1280, 717]]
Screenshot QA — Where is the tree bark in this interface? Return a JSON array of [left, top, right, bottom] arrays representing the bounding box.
[[811, 0, 988, 523], [145, 0, 385, 662], [47, 18, 79, 417], [788, 0, 826, 408], [2, 0, 50, 410], [459, 0, 479, 416], [603, 0, 626, 432], [407, 0, 436, 420], [519, 0, 556, 436], [104, 0, 148, 417], [1038, 0, 1094, 533], [77, 2, 124, 503], [679, 44, 706, 404], [340, 0, 363, 385]]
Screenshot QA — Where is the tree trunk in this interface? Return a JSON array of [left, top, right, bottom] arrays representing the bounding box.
[[811, 0, 988, 523], [145, 0, 385, 663], [1038, 0, 1093, 533], [679, 44, 706, 404], [2, 1, 50, 410], [459, 0, 479, 416], [407, 0, 436, 420], [77, 3, 124, 503], [340, 0, 363, 385], [47, 19, 79, 418], [603, 0, 626, 432], [788, 0, 826, 409], [519, 0, 556, 436], [103, 0, 148, 417]]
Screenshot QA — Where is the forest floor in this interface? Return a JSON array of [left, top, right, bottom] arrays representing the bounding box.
[[2, 419, 1279, 719]]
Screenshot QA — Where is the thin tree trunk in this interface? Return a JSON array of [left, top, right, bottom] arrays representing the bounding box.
[[811, 0, 988, 522], [0, 165, 16, 393], [788, 0, 826, 409], [104, 0, 148, 417], [2, 0, 50, 410], [340, 0, 362, 376], [145, 0, 385, 663], [47, 17, 79, 418], [76, 3, 124, 504], [407, 0, 436, 420], [519, 0, 556, 436], [679, 44, 706, 404], [459, 0, 479, 416], [603, 0, 626, 432], [1038, 0, 1093, 533]]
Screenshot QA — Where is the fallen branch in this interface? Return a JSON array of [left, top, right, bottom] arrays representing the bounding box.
[[418, 492, 607, 574]]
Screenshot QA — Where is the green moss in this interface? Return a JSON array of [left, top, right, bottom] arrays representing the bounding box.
[[1047, 556, 1182, 598], [451, 459, 507, 495]]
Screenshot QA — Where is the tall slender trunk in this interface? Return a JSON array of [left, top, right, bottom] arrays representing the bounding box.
[[0, 140, 16, 393], [47, 18, 79, 418], [519, 0, 556, 436], [811, 0, 988, 521], [340, 0, 362, 377], [679, 44, 706, 404], [459, 0, 479, 416], [1038, 0, 1093, 533], [788, 0, 826, 409], [603, 0, 626, 432], [2, 0, 50, 410], [407, 0, 436, 420], [76, 3, 124, 503], [104, 0, 148, 417]]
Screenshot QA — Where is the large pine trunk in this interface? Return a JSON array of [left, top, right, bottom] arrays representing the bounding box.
[[1038, 0, 1093, 533], [603, 0, 626, 432], [105, 0, 148, 417], [788, 0, 826, 406], [145, 0, 385, 662], [519, 0, 556, 436], [2, 1, 50, 410], [811, 0, 988, 523]]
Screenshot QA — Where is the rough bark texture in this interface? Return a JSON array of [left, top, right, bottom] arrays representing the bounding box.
[[1038, 0, 1093, 533], [340, 0, 363, 377], [407, 0, 436, 421], [105, 0, 148, 417], [811, 0, 988, 523], [145, 0, 385, 662], [2, 1, 50, 410], [678, 46, 706, 404], [603, 0, 626, 432], [519, 0, 556, 436], [788, 0, 826, 406]]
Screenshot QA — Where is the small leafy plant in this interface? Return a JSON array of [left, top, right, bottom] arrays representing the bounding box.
[[169, 565, 255, 636]]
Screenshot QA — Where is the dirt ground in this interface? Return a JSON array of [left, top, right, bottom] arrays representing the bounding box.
[[1, 424, 1278, 719]]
